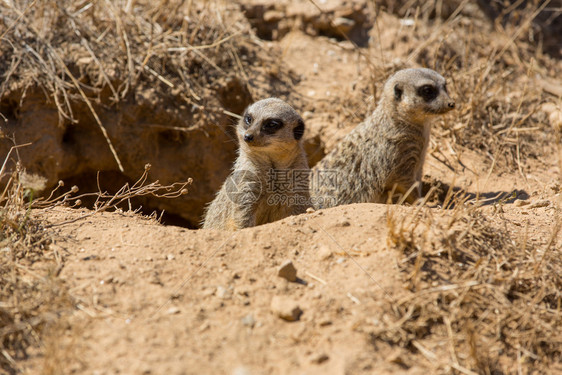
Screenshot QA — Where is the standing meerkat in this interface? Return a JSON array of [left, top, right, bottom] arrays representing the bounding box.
[[203, 98, 310, 230], [310, 68, 455, 208]]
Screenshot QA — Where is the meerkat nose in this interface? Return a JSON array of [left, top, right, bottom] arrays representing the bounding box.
[[243, 133, 254, 142], [448, 101, 455, 109]]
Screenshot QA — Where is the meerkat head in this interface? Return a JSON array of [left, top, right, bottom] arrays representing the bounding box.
[[238, 98, 305, 154], [383, 68, 455, 125]]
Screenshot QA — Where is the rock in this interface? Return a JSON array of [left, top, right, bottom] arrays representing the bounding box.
[[306, 207, 315, 214], [278, 260, 297, 282], [549, 110, 562, 132], [232, 366, 251, 375], [310, 353, 330, 364], [335, 219, 350, 227], [318, 318, 333, 327], [216, 286, 232, 299], [241, 314, 255, 327], [302, 111, 314, 120], [333, 17, 355, 33], [264, 10, 284, 23], [513, 199, 529, 207], [317, 245, 332, 260], [166, 306, 180, 315], [542, 102, 562, 131], [271, 296, 303, 322]]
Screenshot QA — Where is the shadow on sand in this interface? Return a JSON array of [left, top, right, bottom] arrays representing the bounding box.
[[421, 180, 529, 208]]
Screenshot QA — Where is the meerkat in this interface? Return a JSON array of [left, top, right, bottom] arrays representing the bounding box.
[[310, 68, 455, 208], [203, 98, 310, 230]]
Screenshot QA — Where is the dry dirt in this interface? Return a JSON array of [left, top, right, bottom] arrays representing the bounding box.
[[1, 0, 562, 374], [22, 155, 562, 375]]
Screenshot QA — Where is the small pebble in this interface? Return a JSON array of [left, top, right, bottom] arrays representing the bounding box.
[[271, 296, 303, 321], [166, 306, 180, 315], [232, 366, 251, 375], [317, 245, 332, 260], [310, 353, 330, 364], [216, 286, 232, 299], [241, 314, 255, 327], [302, 111, 314, 120], [278, 260, 297, 282], [513, 199, 529, 207], [263, 10, 283, 23], [542, 102, 562, 131], [335, 219, 350, 227], [318, 318, 333, 327]]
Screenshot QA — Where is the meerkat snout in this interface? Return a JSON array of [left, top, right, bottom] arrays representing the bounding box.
[[243, 133, 254, 142]]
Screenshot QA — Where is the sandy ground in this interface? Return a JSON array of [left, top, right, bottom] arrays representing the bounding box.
[[6, 2, 561, 374], [29, 163, 560, 374], [23, 31, 561, 374]]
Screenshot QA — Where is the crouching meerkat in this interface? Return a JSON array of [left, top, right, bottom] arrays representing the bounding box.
[[310, 68, 455, 208], [203, 98, 310, 230]]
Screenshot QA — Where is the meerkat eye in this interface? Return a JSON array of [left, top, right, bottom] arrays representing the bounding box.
[[261, 118, 284, 134], [244, 114, 252, 126], [418, 85, 438, 102]]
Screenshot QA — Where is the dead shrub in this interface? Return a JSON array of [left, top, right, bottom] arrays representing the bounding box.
[[377, 199, 562, 373]]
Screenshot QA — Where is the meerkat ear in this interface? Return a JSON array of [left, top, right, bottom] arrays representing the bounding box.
[[293, 119, 305, 140], [394, 84, 403, 101]]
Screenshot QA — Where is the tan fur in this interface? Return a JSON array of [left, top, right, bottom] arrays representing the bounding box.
[[203, 98, 310, 230], [310, 68, 455, 208]]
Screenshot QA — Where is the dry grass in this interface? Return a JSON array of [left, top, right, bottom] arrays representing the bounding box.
[[0, 0, 257, 106], [0, 0, 292, 173], [380, 198, 562, 374], [33, 163, 192, 226], [0, 160, 70, 374], [361, 0, 562, 170]]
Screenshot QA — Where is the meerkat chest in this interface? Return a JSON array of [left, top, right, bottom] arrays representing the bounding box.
[[254, 168, 308, 225], [254, 197, 291, 225]]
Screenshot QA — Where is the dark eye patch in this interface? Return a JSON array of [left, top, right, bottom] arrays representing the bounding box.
[[261, 118, 284, 134], [394, 85, 403, 101], [417, 85, 438, 102], [243, 113, 253, 128], [293, 119, 305, 140]]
